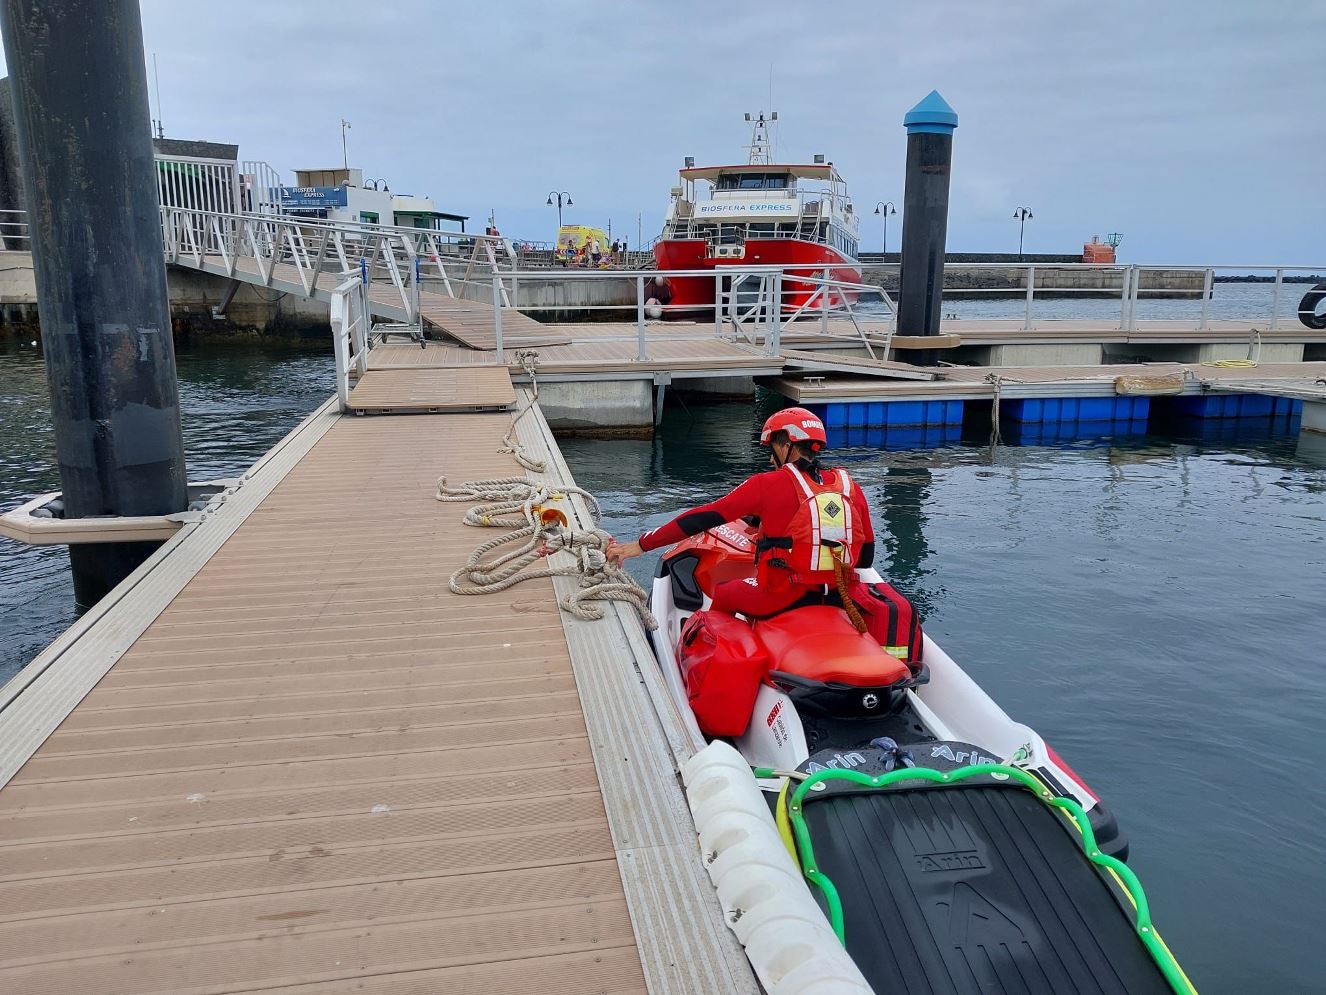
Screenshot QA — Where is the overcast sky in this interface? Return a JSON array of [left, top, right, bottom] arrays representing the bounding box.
[[7, 1, 1324, 261]]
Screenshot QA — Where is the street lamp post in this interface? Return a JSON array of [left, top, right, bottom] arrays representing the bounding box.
[[1013, 206, 1033, 258], [873, 200, 897, 253], [546, 190, 573, 231], [340, 118, 351, 170]]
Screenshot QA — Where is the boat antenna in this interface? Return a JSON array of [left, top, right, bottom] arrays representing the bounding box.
[[152, 52, 164, 139]]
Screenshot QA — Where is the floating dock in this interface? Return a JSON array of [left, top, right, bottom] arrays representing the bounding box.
[[0, 389, 756, 992]]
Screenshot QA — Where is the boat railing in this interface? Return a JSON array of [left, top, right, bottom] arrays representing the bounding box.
[[660, 219, 839, 245]]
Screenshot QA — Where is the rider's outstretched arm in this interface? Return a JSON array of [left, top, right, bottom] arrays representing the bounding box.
[[638, 473, 769, 552]]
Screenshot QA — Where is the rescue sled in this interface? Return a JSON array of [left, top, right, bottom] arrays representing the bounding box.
[[649, 520, 1195, 994]]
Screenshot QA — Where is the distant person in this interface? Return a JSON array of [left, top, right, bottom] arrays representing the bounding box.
[[590, 238, 601, 265], [611, 239, 620, 262]]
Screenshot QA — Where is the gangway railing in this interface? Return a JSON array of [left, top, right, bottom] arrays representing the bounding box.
[[0, 209, 29, 251], [715, 268, 894, 358], [159, 206, 515, 326], [329, 271, 371, 411], [489, 264, 895, 364]]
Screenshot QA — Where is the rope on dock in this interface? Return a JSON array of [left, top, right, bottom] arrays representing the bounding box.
[[436, 475, 657, 630], [499, 351, 546, 473], [986, 373, 1004, 446]]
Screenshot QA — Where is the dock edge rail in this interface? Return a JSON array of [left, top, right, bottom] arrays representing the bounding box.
[[514, 391, 762, 995]]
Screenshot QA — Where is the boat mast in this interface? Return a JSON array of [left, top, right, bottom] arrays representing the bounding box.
[[744, 111, 777, 165]]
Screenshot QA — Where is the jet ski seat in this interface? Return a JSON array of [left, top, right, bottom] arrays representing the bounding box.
[[753, 606, 910, 687]]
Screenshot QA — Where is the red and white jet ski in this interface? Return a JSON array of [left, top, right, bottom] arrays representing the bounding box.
[[648, 520, 1193, 994]]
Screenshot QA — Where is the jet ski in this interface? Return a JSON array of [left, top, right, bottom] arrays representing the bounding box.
[[649, 520, 1195, 994]]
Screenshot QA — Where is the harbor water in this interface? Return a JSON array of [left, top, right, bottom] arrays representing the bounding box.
[[2, 310, 1324, 990]]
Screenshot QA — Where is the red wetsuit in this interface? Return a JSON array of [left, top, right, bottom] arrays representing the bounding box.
[[639, 464, 875, 618]]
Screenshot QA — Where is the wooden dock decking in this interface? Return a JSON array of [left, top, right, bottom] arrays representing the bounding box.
[[0, 403, 752, 993], [347, 366, 516, 411]]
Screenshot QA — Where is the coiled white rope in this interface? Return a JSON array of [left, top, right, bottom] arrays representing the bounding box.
[[436, 475, 657, 630]]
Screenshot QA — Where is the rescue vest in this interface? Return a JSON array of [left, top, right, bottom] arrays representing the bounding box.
[[756, 464, 863, 586]]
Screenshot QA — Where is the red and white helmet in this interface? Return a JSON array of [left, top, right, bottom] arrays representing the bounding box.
[[760, 407, 827, 451]]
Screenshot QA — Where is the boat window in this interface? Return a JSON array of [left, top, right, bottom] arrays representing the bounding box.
[[714, 172, 791, 191]]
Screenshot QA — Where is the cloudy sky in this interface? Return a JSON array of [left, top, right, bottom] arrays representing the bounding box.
[[8, 0, 1324, 261]]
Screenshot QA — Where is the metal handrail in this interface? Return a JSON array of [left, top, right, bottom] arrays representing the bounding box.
[[0, 208, 30, 250], [159, 205, 517, 324], [159, 206, 507, 247], [851, 259, 1326, 331], [329, 271, 370, 411]]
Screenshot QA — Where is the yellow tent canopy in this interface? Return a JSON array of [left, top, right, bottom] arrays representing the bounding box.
[[557, 225, 609, 255]]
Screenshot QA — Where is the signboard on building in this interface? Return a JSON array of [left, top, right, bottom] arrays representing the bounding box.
[[279, 185, 348, 209], [695, 201, 799, 219]]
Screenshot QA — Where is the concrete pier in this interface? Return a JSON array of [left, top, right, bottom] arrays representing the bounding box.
[[536, 379, 655, 434]]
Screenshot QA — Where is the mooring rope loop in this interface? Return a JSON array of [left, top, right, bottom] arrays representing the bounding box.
[[986, 373, 1004, 447], [499, 350, 546, 472], [436, 474, 656, 630]]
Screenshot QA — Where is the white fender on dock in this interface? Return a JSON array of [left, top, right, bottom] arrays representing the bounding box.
[[682, 741, 874, 994]]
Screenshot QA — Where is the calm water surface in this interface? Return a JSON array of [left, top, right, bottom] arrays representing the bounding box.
[[2, 332, 1325, 991]]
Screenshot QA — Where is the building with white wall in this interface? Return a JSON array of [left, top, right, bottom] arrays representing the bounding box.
[[281, 167, 467, 231]]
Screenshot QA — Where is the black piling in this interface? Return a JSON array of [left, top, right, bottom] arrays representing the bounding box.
[[0, 0, 188, 608], [897, 90, 958, 366]]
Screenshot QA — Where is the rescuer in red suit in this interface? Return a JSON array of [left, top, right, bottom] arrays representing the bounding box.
[[606, 407, 875, 618]]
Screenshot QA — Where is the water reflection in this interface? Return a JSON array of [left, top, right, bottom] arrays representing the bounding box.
[[873, 463, 937, 616]]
